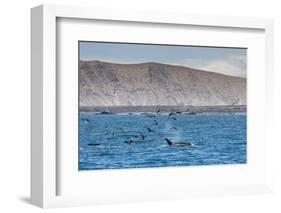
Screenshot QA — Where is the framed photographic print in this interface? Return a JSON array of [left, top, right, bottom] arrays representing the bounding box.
[[31, 4, 274, 208]]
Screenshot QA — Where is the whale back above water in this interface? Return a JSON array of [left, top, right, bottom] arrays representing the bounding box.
[[165, 138, 193, 147]]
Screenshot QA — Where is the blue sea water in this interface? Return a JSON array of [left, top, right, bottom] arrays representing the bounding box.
[[79, 113, 246, 170]]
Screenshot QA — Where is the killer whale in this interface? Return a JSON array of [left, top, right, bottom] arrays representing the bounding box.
[[87, 143, 100, 146], [165, 138, 193, 147]]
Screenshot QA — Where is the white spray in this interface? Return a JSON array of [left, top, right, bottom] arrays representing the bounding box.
[[164, 120, 183, 142]]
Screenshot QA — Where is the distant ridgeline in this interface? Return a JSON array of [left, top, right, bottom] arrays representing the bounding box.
[[79, 60, 246, 112]]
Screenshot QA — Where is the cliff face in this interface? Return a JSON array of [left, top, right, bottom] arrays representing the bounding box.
[[79, 60, 246, 107]]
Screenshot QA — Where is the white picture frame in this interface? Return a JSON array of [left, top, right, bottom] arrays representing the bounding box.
[[31, 4, 274, 208]]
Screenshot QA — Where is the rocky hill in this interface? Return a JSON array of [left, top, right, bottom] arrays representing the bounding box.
[[79, 60, 246, 107]]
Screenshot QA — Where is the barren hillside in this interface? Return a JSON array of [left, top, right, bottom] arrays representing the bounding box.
[[79, 60, 246, 107]]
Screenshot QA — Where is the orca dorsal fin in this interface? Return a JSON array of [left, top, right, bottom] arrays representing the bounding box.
[[165, 138, 173, 146]]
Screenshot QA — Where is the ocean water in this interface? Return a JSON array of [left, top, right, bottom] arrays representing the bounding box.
[[79, 113, 247, 170]]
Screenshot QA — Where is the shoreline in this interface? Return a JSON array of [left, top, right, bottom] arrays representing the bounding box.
[[79, 105, 247, 114]]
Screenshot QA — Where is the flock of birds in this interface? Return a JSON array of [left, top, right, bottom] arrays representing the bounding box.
[[82, 110, 194, 148]]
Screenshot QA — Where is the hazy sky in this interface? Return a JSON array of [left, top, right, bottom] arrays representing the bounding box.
[[79, 41, 247, 77]]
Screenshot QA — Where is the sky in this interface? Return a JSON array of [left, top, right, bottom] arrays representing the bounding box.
[[79, 41, 247, 77]]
